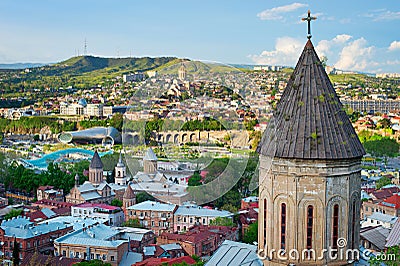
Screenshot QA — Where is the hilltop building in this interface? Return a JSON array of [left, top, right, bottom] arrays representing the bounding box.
[[178, 62, 187, 80], [257, 13, 365, 265]]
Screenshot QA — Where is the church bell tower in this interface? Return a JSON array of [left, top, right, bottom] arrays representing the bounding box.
[[257, 11, 365, 265]]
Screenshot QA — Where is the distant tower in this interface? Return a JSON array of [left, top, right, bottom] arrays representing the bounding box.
[[178, 61, 186, 80], [75, 174, 80, 187], [89, 150, 104, 186], [115, 152, 127, 186], [122, 183, 136, 220], [143, 148, 158, 174], [84, 38, 87, 55], [257, 11, 365, 265]]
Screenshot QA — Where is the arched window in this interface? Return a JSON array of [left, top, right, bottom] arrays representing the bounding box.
[[264, 199, 267, 245], [332, 204, 339, 250], [351, 200, 356, 249], [306, 205, 313, 250], [281, 203, 286, 250]]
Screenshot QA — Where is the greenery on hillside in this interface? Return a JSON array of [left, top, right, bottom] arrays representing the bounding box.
[[0, 56, 176, 94], [358, 130, 400, 157]]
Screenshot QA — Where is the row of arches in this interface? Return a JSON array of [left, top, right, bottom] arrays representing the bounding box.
[[260, 192, 360, 262], [123, 132, 211, 144]]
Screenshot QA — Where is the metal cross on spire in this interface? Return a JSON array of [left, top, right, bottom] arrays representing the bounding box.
[[302, 10, 317, 39]]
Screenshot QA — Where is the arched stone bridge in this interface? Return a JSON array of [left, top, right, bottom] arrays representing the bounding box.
[[123, 130, 248, 147]]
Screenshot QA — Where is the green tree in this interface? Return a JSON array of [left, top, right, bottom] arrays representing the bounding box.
[[122, 219, 142, 228], [4, 209, 23, 220], [110, 198, 123, 207], [363, 137, 399, 157], [376, 176, 392, 190], [110, 113, 124, 131], [136, 192, 155, 204], [12, 238, 20, 266], [209, 217, 235, 227], [188, 171, 202, 187], [75, 260, 112, 266], [243, 222, 258, 244], [377, 118, 391, 129], [370, 245, 400, 266]]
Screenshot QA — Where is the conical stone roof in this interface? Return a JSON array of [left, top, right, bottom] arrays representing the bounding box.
[[257, 40, 365, 160], [123, 183, 135, 199], [143, 148, 158, 161], [89, 150, 104, 169]]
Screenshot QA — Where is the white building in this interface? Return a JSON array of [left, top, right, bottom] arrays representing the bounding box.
[[362, 212, 398, 229], [173, 203, 233, 232], [71, 202, 125, 226], [86, 104, 104, 117]]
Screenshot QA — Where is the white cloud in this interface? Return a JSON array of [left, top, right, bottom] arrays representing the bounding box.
[[388, 41, 400, 51], [335, 38, 376, 71], [249, 35, 400, 73], [374, 11, 400, 21], [315, 34, 352, 57], [257, 3, 308, 21], [363, 9, 400, 21], [248, 37, 303, 65]]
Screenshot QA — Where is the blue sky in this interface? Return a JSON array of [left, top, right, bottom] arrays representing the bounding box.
[[0, 0, 399, 73]]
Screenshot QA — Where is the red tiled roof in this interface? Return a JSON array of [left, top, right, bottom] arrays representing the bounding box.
[[33, 199, 74, 208], [380, 194, 400, 209], [21, 253, 82, 266], [371, 190, 393, 200], [52, 207, 71, 216], [25, 210, 47, 222], [133, 256, 196, 266], [37, 185, 54, 191]]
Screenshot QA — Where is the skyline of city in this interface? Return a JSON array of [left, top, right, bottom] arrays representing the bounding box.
[[0, 1, 399, 73]]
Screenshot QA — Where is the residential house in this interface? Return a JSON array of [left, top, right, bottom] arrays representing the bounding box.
[[362, 212, 398, 229], [126, 201, 177, 235], [71, 203, 124, 226], [113, 227, 155, 253], [360, 226, 390, 252], [173, 204, 233, 233], [0, 216, 72, 261], [54, 223, 130, 266], [157, 225, 238, 258], [31, 199, 73, 216], [240, 196, 259, 209], [36, 186, 64, 201]]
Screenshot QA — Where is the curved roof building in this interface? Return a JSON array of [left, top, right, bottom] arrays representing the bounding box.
[[58, 126, 121, 146]]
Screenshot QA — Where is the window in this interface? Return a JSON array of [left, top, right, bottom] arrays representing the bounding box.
[[75, 252, 80, 258], [281, 203, 286, 250], [332, 204, 339, 250], [306, 205, 313, 254], [352, 200, 356, 249], [111, 256, 115, 261], [264, 199, 267, 245], [183, 217, 186, 223], [62, 250, 66, 257]]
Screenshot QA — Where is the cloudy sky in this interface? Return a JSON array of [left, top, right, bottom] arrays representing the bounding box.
[[0, 0, 399, 73]]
